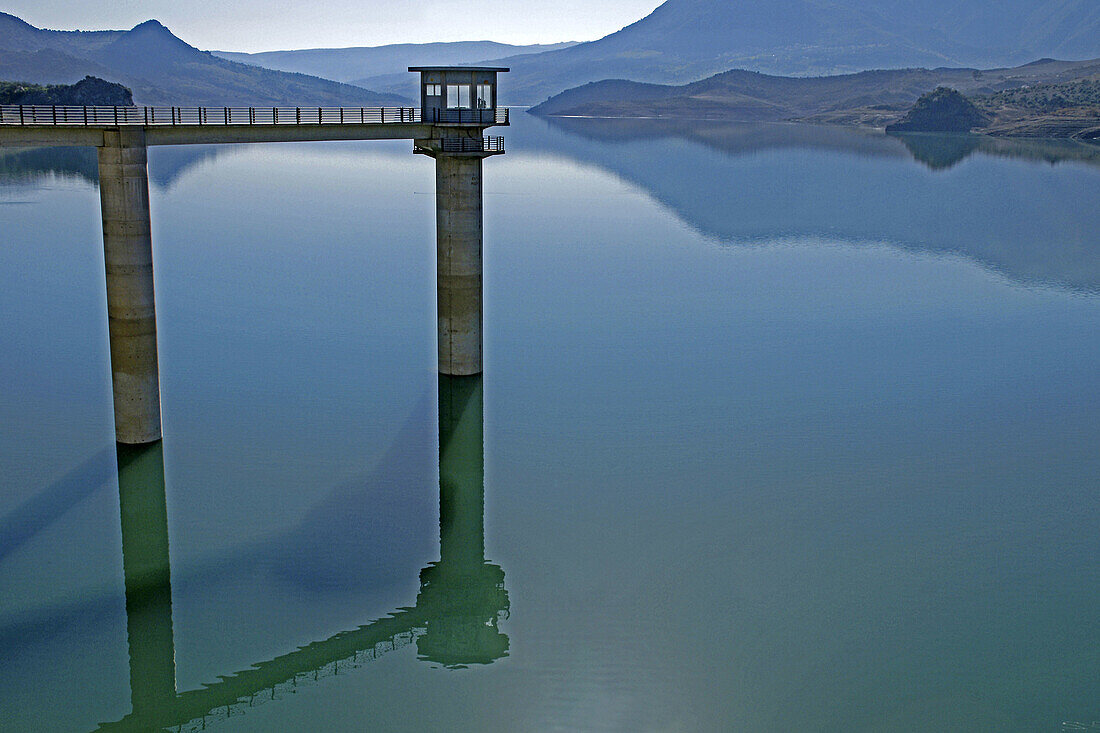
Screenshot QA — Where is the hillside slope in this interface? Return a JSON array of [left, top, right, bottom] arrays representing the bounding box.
[[0, 13, 409, 106], [214, 41, 576, 84], [529, 57, 1100, 132], [476, 0, 1100, 104]]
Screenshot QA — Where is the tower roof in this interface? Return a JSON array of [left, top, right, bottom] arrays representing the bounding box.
[[408, 66, 509, 72]]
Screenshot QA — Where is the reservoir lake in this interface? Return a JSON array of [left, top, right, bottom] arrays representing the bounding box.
[[1, 114, 1099, 731]]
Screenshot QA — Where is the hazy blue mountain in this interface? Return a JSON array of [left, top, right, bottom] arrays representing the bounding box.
[[213, 41, 577, 84], [529, 57, 1100, 130], [474, 0, 1100, 104], [0, 13, 410, 106]]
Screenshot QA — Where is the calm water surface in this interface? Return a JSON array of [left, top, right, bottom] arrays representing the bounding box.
[[1, 116, 1098, 731]]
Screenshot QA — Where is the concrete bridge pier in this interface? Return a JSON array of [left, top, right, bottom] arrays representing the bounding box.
[[435, 154, 484, 376], [97, 128, 162, 444]]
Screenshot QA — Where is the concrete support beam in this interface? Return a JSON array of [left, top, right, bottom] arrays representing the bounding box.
[[435, 154, 484, 375], [0, 127, 105, 147], [98, 128, 162, 444], [144, 122, 435, 146]]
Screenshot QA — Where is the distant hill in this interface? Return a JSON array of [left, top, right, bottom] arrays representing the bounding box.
[[0, 12, 411, 106], [529, 57, 1100, 137], [885, 88, 991, 133], [470, 0, 1100, 104], [0, 75, 133, 105], [213, 41, 576, 89], [969, 78, 1100, 138]]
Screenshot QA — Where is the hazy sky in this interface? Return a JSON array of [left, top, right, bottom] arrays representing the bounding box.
[[6, 0, 664, 52]]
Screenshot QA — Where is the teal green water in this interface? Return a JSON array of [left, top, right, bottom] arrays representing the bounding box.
[[1, 117, 1098, 731]]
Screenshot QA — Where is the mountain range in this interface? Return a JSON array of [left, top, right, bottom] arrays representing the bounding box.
[[529, 56, 1100, 133], [213, 41, 576, 90], [0, 13, 409, 106], [4, 0, 1100, 111], [464, 0, 1100, 104]]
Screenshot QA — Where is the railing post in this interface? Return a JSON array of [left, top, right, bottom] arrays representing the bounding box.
[[224, 107, 228, 124], [19, 105, 24, 125], [361, 108, 364, 124], [296, 107, 300, 124], [273, 107, 278, 124], [340, 108, 343, 124]]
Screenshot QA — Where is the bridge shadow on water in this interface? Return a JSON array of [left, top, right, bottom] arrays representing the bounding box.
[[98, 374, 507, 732]]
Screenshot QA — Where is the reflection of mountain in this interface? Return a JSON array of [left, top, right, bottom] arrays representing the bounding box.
[[892, 131, 1100, 170], [528, 117, 1100, 293], [0, 145, 232, 188], [0, 145, 98, 185]]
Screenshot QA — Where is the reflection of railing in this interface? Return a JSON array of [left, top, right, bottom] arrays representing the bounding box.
[[438, 136, 505, 153], [0, 105, 423, 126], [430, 108, 509, 125]]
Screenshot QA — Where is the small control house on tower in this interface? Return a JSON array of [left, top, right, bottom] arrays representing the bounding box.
[[409, 66, 509, 125]]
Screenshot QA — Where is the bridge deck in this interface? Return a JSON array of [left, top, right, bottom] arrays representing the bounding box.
[[0, 105, 508, 146]]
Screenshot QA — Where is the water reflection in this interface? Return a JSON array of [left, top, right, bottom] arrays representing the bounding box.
[[99, 374, 507, 731], [525, 116, 1100, 293], [417, 375, 509, 668], [540, 116, 1100, 171], [115, 442, 176, 725], [887, 131, 1100, 170], [0, 145, 227, 188]]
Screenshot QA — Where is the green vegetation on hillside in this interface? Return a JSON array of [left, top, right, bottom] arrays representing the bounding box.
[[885, 87, 989, 132], [975, 78, 1100, 113], [0, 75, 133, 105]]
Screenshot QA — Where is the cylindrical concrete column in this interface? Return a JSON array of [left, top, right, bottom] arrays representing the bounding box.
[[435, 154, 483, 375], [98, 128, 161, 444]]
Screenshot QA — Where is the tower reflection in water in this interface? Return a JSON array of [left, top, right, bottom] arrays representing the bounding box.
[[417, 374, 509, 667], [104, 374, 507, 731]]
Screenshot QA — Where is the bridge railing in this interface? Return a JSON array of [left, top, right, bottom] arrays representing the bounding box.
[[430, 108, 509, 125], [427, 136, 506, 153], [0, 105, 427, 126]]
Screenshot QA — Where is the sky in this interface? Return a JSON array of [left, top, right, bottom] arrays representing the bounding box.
[[5, 0, 664, 52]]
